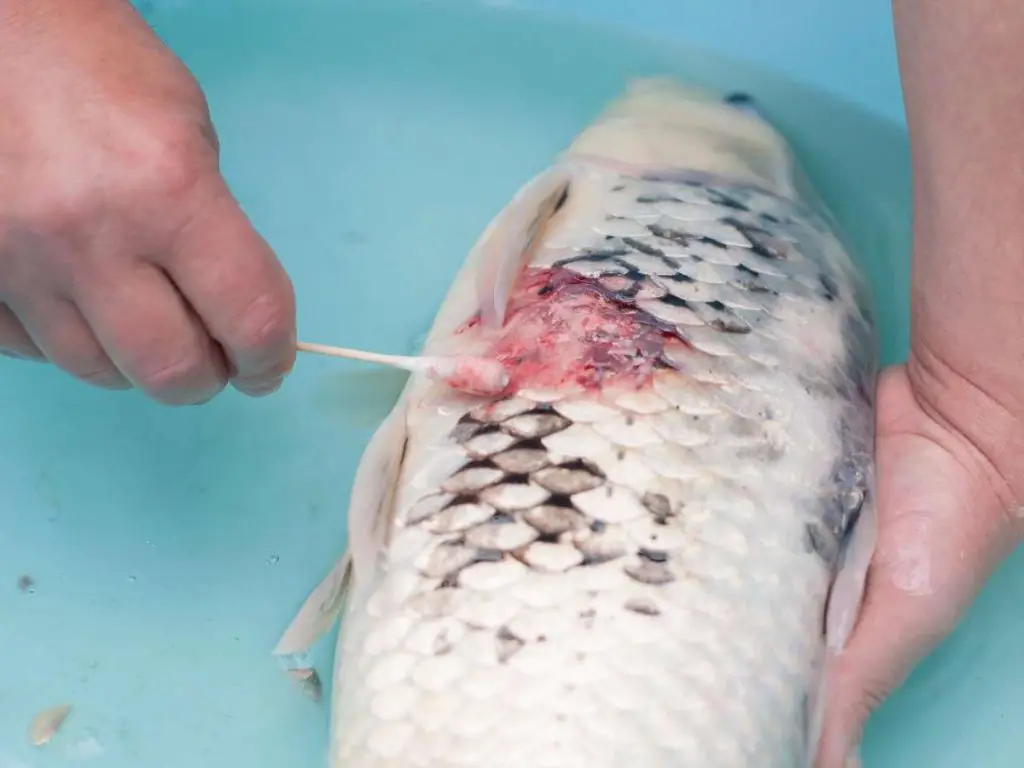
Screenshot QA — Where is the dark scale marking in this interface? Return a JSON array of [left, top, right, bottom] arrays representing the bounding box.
[[523, 505, 585, 535], [636, 194, 684, 204], [625, 597, 662, 616], [647, 223, 690, 247], [444, 493, 487, 509], [725, 217, 788, 260], [576, 525, 629, 564], [450, 416, 485, 443], [554, 247, 629, 266], [711, 317, 753, 335], [819, 273, 840, 302], [460, 457, 499, 471], [557, 457, 606, 477], [433, 630, 455, 656], [638, 548, 669, 563], [706, 188, 751, 212], [621, 236, 673, 263], [625, 559, 675, 585], [736, 263, 760, 278], [733, 263, 777, 295], [488, 511, 517, 525], [642, 492, 675, 524], [540, 493, 574, 509], [496, 626, 525, 663], [661, 272, 696, 285], [660, 294, 694, 309]]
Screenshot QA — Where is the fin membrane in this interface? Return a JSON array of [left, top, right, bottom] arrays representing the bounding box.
[[474, 162, 574, 328]]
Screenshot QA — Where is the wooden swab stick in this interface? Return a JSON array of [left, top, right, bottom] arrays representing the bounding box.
[[296, 341, 510, 396]]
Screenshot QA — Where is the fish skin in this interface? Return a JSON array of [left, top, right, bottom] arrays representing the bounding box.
[[280, 78, 876, 768]]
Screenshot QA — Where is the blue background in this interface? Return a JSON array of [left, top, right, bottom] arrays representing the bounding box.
[[1, 2, 1019, 768]]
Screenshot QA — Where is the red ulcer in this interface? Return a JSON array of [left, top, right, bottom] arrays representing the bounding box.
[[442, 358, 508, 397], [458, 267, 677, 394]]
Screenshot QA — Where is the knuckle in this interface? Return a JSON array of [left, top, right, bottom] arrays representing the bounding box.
[[128, 120, 216, 204]]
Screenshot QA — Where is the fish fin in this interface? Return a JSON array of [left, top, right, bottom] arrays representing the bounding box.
[[825, 492, 877, 653], [273, 550, 353, 657], [345, 391, 411, 585], [805, 491, 878, 762], [274, 383, 414, 658], [472, 162, 573, 328]]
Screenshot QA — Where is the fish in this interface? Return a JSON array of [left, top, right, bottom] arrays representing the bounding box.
[[275, 76, 878, 767]]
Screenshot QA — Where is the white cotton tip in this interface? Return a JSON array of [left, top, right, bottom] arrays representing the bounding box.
[[426, 356, 511, 396]]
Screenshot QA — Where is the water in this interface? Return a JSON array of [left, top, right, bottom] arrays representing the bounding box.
[[0, 1, 1020, 766]]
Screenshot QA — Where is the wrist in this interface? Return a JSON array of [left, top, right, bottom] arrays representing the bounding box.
[[907, 337, 1024, 529]]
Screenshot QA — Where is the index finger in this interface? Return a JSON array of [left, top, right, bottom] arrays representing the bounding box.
[[162, 181, 296, 397]]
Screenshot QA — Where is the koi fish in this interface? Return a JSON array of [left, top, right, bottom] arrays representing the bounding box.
[[276, 76, 877, 768]]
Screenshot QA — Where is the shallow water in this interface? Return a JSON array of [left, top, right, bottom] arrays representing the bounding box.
[[0, 2, 1021, 767]]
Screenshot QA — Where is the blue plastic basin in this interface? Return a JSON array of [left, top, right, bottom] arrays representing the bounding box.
[[1, 2, 1020, 767]]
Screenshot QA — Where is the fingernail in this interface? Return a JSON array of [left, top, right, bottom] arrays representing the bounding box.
[[845, 747, 863, 768]]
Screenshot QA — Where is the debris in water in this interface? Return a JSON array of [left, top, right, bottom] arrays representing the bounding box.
[[69, 732, 105, 760], [287, 667, 322, 702], [16, 575, 34, 593], [28, 704, 72, 746]]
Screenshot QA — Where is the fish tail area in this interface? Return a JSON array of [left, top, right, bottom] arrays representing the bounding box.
[[566, 76, 801, 199]]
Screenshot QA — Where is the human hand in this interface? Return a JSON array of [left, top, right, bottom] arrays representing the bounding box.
[[0, 0, 296, 404], [815, 361, 1022, 766]]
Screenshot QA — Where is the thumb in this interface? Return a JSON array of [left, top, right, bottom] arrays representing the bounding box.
[[816, 433, 1009, 766]]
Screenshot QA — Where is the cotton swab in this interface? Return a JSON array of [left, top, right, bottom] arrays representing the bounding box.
[[295, 341, 510, 397]]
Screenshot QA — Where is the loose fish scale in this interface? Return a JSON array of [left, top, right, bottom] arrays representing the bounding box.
[[330, 171, 874, 767]]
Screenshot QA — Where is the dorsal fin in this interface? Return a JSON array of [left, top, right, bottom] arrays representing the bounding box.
[[473, 162, 573, 328]]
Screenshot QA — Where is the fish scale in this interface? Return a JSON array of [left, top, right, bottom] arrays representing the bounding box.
[[276, 78, 876, 768]]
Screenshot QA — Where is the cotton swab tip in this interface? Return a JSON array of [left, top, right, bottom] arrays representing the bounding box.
[[428, 355, 510, 396]]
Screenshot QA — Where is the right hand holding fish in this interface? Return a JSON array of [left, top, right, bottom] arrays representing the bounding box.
[[816, 365, 1023, 766], [0, 0, 296, 404], [820, 3, 1024, 762]]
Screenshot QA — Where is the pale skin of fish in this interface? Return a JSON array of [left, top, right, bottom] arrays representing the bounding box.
[[276, 78, 876, 768]]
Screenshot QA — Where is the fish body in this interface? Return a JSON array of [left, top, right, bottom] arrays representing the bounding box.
[[277, 78, 877, 768]]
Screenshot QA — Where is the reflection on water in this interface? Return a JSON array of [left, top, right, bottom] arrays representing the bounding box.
[[2, 1, 1013, 767]]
